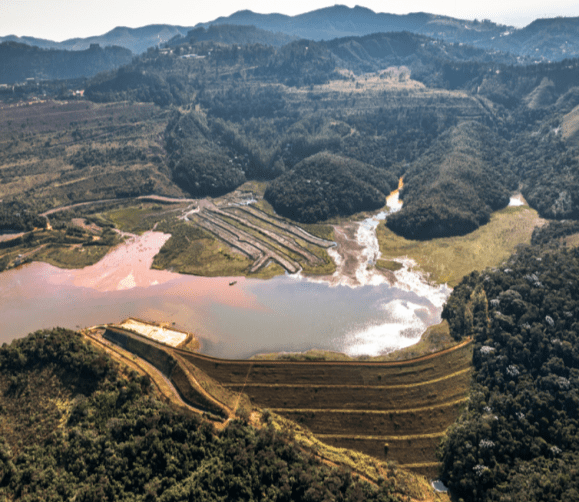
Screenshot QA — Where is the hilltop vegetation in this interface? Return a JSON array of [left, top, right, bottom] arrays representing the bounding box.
[[167, 24, 297, 48], [386, 122, 514, 239], [265, 152, 396, 222]]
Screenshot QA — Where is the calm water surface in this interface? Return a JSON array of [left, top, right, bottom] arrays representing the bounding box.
[[0, 230, 450, 359]]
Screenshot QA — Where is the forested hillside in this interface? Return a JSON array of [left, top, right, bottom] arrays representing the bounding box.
[[265, 152, 396, 222], [0, 42, 132, 84], [4, 28, 579, 238], [386, 122, 514, 239], [0, 328, 417, 501], [439, 236, 579, 501]]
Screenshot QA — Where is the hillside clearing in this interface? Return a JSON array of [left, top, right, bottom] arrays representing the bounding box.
[[378, 205, 546, 287]]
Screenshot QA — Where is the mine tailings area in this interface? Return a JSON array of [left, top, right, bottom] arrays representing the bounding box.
[[99, 325, 472, 478]]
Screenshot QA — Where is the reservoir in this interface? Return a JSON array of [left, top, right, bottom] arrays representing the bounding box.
[[0, 211, 450, 359]]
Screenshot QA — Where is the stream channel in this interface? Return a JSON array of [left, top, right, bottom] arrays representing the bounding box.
[[0, 198, 451, 359]]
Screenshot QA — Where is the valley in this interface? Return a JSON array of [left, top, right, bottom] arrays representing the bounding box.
[[3, 10, 579, 501]]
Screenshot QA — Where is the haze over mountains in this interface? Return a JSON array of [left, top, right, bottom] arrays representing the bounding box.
[[2, 5, 579, 61]]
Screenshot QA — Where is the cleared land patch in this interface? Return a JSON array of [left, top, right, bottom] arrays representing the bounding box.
[[168, 198, 336, 276]]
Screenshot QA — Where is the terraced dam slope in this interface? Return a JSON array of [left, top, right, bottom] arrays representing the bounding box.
[[100, 326, 473, 478]]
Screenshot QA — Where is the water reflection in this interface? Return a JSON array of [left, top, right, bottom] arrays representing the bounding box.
[[0, 228, 450, 359]]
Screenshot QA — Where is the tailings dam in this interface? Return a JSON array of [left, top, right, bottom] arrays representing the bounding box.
[[100, 324, 472, 478]]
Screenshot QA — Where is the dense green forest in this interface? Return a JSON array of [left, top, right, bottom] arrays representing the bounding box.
[[0, 201, 47, 232], [265, 152, 396, 222], [0, 329, 406, 501], [386, 122, 515, 239], [439, 236, 579, 501]]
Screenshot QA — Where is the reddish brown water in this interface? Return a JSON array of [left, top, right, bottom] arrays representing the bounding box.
[[0, 230, 449, 359]]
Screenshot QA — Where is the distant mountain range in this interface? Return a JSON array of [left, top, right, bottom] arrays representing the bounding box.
[[1, 25, 191, 55], [197, 6, 579, 61], [1, 5, 579, 61]]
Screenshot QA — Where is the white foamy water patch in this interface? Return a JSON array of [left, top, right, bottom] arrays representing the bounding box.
[[386, 189, 403, 211], [117, 273, 136, 290], [343, 299, 427, 356], [392, 258, 451, 310], [293, 193, 452, 357], [356, 211, 388, 286], [508, 194, 526, 206], [431, 480, 449, 493], [323, 245, 353, 286]]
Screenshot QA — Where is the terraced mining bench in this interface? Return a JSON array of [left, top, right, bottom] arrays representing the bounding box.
[[176, 340, 473, 478]]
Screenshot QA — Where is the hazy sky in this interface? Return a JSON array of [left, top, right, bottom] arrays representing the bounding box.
[[2, 0, 578, 42]]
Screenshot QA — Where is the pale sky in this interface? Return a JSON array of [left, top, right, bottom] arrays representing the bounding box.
[[2, 0, 578, 42]]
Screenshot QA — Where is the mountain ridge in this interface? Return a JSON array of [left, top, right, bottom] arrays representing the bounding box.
[[2, 6, 579, 60]]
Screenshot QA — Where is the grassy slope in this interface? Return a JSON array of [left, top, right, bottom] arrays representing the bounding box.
[[177, 339, 472, 477], [103, 203, 185, 234], [268, 412, 450, 502], [378, 205, 546, 286]]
